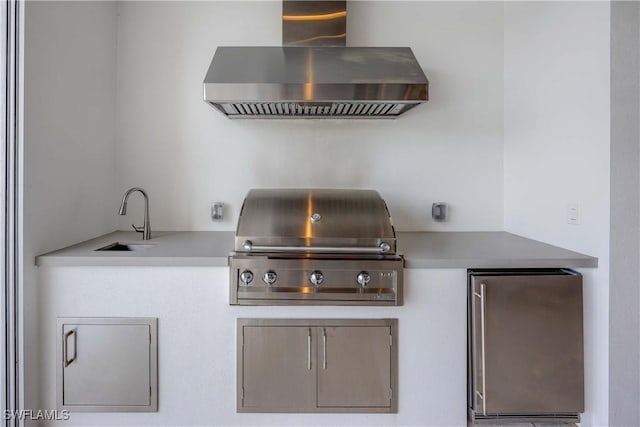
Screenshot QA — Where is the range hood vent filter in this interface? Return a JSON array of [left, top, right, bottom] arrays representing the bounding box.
[[221, 102, 409, 118]]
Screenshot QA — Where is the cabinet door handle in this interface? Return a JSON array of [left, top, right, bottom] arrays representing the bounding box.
[[322, 328, 327, 369], [63, 329, 76, 367], [307, 328, 312, 370], [473, 282, 487, 415]]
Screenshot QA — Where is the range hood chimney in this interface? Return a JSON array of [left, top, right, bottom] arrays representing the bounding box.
[[203, 1, 429, 119]]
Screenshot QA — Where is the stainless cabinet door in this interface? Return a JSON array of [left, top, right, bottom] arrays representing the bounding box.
[[473, 274, 584, 415], [62, 323, 152, 408], [241, 326, 316, 411], [317, 326, 392, 408]]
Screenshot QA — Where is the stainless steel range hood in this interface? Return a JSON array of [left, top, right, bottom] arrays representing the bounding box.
[[204, 46, 428, 119], [202, 1, 429, 119]]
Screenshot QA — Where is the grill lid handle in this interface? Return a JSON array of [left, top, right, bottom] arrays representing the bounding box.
[[241, 240, 392, 254]]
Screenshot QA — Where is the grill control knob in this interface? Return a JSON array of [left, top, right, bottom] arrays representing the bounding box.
[[240, 270, 254, 286], [263, 271, 277, 286], [309, 271, 324, 287], [357, 271, 371, 288]]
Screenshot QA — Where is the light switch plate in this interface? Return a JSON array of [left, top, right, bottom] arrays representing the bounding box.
[[567, 204, 579, 225]]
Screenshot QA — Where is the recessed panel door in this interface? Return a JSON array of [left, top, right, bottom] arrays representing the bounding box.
[[317, 326, 392, 408], [62, 323, 151, 407], [241, 326, 316, 411]]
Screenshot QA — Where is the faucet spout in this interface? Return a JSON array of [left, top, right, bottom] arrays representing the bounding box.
[[119, 187, 151, 240]]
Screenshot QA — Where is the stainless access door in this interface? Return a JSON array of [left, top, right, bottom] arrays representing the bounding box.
[[317, 326, 392, 408], [241, 326, 316, 411], [59, 319, 155, 411], [469, 270, 584, 417]]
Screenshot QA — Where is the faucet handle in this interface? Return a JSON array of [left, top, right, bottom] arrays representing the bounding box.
[[131, 224, 144, 233]]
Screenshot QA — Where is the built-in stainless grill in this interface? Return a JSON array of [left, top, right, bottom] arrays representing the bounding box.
[[229, 189, 404, 305]]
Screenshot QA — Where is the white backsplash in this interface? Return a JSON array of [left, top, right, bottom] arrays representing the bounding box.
[[115, 1, 505, 231]]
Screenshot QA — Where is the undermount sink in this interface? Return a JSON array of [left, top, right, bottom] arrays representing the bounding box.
[[95, 242, 155, 252]]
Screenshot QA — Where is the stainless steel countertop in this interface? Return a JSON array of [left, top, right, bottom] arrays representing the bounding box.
[[35, 231, 597, 269]]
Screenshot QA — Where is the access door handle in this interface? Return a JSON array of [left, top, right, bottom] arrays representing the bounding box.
[[307, 328, 312, 370], [63, 329, 77, 367], [322, 328, 327, 369]]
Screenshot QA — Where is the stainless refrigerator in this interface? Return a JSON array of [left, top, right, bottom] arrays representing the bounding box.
[[467, 269, 584, 424]]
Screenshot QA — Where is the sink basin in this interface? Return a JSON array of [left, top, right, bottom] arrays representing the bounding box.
[[95, 242, 155, 252]]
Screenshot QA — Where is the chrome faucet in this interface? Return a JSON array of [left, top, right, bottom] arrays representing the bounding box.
[[118, 187, 151, 240]]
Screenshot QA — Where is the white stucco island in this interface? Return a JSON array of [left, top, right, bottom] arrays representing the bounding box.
[[34, 231, 596, 426]]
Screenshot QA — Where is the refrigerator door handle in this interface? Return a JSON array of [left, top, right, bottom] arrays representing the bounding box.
[[473, 282, 487, 415]]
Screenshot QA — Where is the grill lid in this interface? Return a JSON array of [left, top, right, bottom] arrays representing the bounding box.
[[235, 188, 396, 253]]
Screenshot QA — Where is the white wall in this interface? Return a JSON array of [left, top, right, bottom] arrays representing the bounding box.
[[503, 2, 610, 426], [115, 1, 504, 232], [23, 0, 118, 415]]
